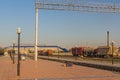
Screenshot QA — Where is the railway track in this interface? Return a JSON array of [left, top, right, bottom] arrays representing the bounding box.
[[39, 56, 120, 72], [27, 54, 120, 72]]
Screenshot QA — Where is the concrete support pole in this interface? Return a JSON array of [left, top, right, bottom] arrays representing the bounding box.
[[35, 8, 38, 61]]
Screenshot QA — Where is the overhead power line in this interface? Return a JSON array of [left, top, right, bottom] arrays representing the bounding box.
[[35, 0, 120, 13]]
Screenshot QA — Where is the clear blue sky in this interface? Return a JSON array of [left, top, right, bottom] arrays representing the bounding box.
[[0, 0, 120, 48]]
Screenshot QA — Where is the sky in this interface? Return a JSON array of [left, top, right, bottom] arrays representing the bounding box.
[[0, 0, 120, 49]]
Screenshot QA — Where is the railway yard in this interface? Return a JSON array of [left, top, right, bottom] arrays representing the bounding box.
[[1, 0, 120, 80]]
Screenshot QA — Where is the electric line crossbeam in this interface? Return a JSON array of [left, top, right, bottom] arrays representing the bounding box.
[[34, 0, 120, 61], [35, 0, 120, 13]]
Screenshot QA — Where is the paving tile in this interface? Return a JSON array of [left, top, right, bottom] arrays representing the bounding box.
[[0, 55, 120, 80]]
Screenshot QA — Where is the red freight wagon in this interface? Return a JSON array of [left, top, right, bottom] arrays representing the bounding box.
[[72, 47, 83, 56]]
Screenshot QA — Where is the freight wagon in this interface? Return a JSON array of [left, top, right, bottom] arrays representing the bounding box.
[[72, 46, 120, 58], [94, 46, 109, 57], [72, 47, 94, 57]]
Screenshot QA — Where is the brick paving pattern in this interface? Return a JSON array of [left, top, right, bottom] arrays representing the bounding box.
[[0, 55, 120, 80]]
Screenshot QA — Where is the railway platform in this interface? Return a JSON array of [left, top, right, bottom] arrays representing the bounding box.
[[0, 55, 120, 80]]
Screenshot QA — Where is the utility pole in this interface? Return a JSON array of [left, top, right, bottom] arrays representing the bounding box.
[[35, 8, 38, 61]]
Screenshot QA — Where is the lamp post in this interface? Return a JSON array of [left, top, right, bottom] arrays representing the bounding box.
[[58, 48, 59, 59], [17, 27, 21, 76], [111, 41, 115, 65], [13, 41, 15, 64]]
